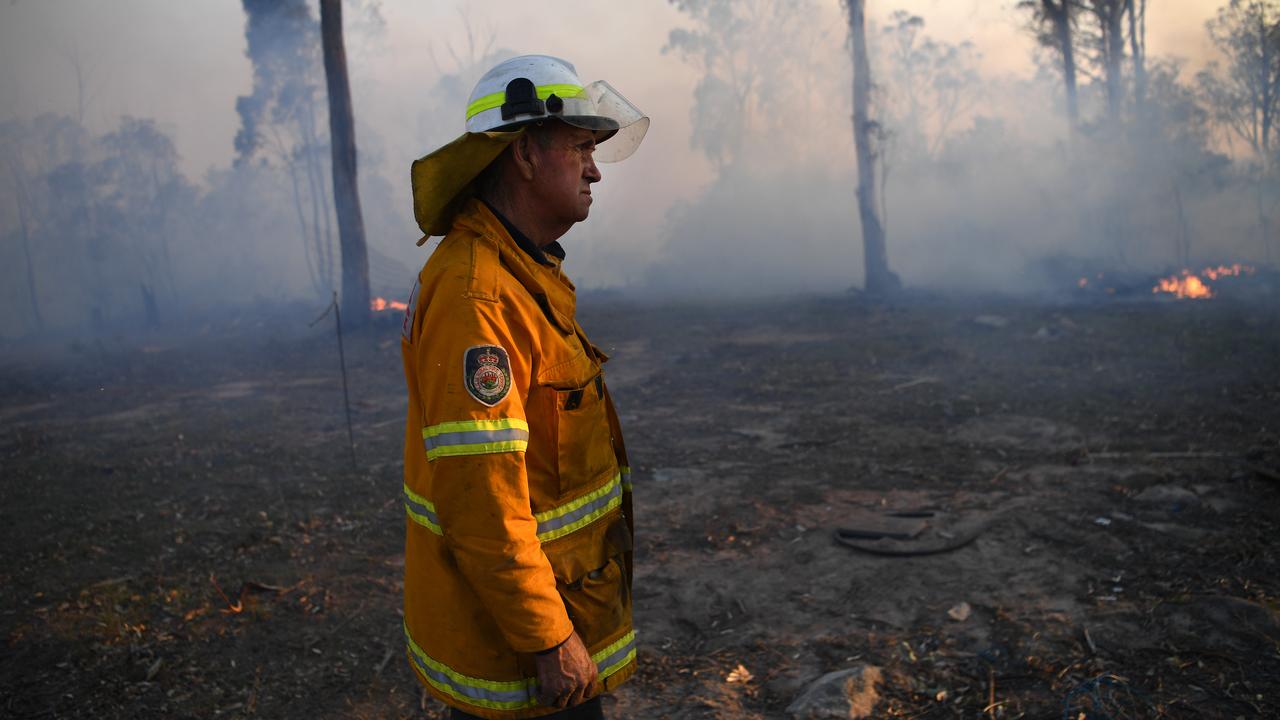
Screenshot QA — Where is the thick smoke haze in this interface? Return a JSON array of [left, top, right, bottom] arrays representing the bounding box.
[[0, 1, 1256, 337]]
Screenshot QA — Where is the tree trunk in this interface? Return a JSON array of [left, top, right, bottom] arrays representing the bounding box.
[[10, 162, 45, 331], [306, 101, 337, 290], [1262, 4, 1275, 161], [1172, 181, 1190, 268], [319, 0, 370, 327], [140, 283, 160, 329], [1258, 178, 1274, 265], [846, 0, 899, 297], [1098, 0, 1127, 126], [285, 158, 323, 295], [301, 129, 328, 291], [1045, 0, 1079, 131], [1127, 0, 1147, 117]]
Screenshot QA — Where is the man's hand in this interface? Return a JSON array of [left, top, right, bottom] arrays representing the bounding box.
[[535, 630, 598, 709]]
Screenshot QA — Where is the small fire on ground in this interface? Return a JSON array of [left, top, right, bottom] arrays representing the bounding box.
[[1078, 264, 1256, 300], [1151, 264, 1255, 300], [371, 297, 408, 312]]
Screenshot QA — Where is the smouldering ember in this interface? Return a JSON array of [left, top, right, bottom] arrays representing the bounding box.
[[1200, 263, 1255, 281], [1151, 264, 1255, 300], [371, 297, 408, 312], [1076, 273, 1112, 293]]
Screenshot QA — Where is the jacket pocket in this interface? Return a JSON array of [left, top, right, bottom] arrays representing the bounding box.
[[561, 555, 629, 649], [544, 519, 632, 649], [549, 372, 617, 500]]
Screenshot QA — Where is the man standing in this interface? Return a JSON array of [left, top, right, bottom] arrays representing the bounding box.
[[398, 56, 649, 720]]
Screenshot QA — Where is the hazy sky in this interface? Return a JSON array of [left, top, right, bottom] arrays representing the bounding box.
[[0, 0, 1238, 297], [0, 0, 1225, 179]]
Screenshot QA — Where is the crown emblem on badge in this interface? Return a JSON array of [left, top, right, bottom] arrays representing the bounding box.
[[465, 344, 511, 407]]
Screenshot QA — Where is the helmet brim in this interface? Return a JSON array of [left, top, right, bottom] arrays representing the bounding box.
[[411, 130, 524, 240]]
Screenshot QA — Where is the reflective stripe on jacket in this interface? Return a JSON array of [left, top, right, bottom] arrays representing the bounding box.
[[400, 199, 635, 719]]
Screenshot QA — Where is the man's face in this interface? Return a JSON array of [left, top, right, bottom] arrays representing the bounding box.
[[529, 122, 602, 227]]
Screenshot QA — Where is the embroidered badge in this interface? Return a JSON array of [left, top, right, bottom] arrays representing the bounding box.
[[464, 345, 512, 406]]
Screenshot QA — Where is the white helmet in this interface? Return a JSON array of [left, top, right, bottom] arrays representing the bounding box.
[[464, 55, 649, 163]]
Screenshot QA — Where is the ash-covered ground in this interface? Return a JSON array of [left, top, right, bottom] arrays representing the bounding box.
[[2, 292, 1279, 719]]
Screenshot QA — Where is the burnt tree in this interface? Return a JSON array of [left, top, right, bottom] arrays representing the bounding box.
[[7, 158, 44, 330], [1200, 0, 1280, 263], [1083, 0, 1130, 126], [844, 0, 900, 296], [1202, 0, 1280, 160], [1020, 0, 1080, 130], [237, 0, 336, 299], [1127, 0, 1148, 115], [319, 0, 370, 326]]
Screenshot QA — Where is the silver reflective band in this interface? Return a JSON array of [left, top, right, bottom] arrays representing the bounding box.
[[424, 427, 530, 452], [421, 418, 530, 461], [402, 485, 442, 535], [594, 631, 637, 676], [403, 624, 637, 710], [535, 474, 623, 542], [404, 624, 537, 710]]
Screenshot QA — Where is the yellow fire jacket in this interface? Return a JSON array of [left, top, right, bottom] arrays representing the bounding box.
[[399, 199, 635, 719]]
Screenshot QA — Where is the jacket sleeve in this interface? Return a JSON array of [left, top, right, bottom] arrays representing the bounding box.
[[411, 293, 573, 654]]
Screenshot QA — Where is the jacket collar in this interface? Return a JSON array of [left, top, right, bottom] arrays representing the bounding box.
[[480, 200, 567, 267], [455, 199, 578, 334]]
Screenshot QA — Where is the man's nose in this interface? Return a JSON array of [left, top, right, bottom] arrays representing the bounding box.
[[583, 156, 601, 183]]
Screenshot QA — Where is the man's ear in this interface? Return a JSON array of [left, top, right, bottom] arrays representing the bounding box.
[[511, 134, 537, 182]]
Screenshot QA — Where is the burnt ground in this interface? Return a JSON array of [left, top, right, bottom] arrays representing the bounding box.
[[2, 292, 1279, 719]]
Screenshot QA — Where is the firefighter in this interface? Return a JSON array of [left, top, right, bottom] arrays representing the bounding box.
[[398, 55, 649, 720]]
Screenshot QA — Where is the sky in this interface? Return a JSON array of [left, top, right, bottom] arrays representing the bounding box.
[[0, 0, 1239, 299], [0, 1, 1224, 179]]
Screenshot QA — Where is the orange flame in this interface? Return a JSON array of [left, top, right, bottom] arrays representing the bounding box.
[[371, 297, 408, 312], [1201, 263, 1254, 281], [1154, 272, 1212, 299], [1151, 264, 1254, 300]]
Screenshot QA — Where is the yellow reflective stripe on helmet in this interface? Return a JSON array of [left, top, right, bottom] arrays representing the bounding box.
[[403, 484, 442, 535], [534, 473, 623, 543], [466, 83, 585, 120], [423, 418, 529, 461], [404, 622, 538, 710], [403, 624, 635, 710]]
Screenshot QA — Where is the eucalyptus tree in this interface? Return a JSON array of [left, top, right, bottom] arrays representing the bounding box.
[[1018, 0, 1081, 130], [843, 0, 899, 296], [1198, 0, 1280, 262]]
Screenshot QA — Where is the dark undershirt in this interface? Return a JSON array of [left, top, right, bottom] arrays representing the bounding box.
[[481, 200, 566, 266]]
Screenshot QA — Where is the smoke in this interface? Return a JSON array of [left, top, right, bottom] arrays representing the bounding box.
[[645, 0, 1263, 299], [0, 0, 1264, 339]]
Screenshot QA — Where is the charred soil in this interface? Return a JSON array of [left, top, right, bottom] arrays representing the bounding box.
[[2, 293, 1279, 719]]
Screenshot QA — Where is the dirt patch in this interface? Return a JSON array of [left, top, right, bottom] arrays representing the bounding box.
[[2, 294, 1279, 718]]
